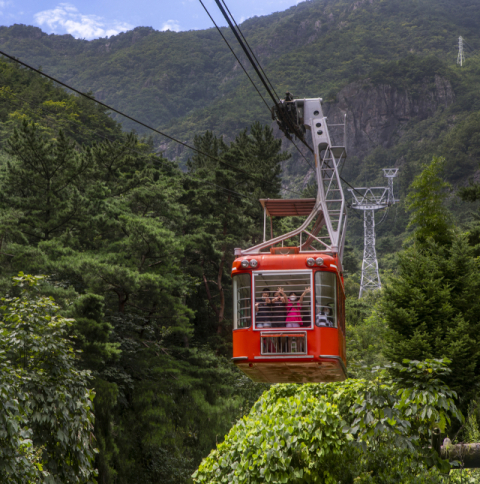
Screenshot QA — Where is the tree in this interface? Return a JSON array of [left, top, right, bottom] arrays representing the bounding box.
[[381, 236, 480, 402], [405, 155, 452, 246], [378, 158, 480, 404], [0, 120, 274, 483], [183, 123, 289, 340], [0, 273, 97, 483], [192, 359, 461, 484]]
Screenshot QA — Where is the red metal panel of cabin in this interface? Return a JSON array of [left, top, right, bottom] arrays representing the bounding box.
[[232, 252, 347, 380], [233, 327, 340, 360], [232, 253, 340, 273]]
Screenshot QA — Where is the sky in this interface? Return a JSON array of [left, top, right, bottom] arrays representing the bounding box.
[[1, 0, 304, 40]]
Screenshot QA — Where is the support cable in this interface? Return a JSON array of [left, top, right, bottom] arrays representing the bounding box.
[[210, 1, 365, 197], [220, 0, 280, 100], [2, 88, 261, 203], [197, 0, 270, 111], [212, 0, 279, 107], [200, 0, 315, 172], [0, 49, 304, 197]]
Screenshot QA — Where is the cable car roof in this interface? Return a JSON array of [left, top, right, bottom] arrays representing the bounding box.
[[259, 198, 317, 217]]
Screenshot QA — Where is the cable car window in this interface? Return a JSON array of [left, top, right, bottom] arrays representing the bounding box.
[[253, 272, 312, 329], [314, 272, 337, 328], [233, 274, 251, 329]]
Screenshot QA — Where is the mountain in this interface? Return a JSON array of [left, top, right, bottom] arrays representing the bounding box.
[[1, 0, 480, 256], [0, 0, 478, 140]]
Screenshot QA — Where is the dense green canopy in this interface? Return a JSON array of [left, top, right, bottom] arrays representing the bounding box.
[[193, 360, 460, 484]]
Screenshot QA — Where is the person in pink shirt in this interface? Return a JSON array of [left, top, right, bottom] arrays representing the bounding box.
[[286, 287, 311, 328]]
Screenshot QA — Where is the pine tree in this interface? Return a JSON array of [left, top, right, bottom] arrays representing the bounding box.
[[382, 157, 480, 403], [183, 124, 289, 341]]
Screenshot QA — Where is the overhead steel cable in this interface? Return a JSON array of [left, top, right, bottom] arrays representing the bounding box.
[[212, 0, 279, 107], [290, 138, 315, 171], [209, 3, 370, 200], [200, 0, 318, 173], [0, 49, 304, 197], [211, 0, 318, 160], [3, 87, 261, 202], [197, 0, 271, 111], [219, 0, 280, 101]]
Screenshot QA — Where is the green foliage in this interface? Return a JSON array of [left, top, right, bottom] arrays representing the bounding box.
[[381, 234, 480, 404], [4, 3, 480, 480], [346, 292, 389, 376], [406, 156, 453, 245], [0, 58, 123, 147], [0, 100, 288, 481], [0, 273, 97, 483], [193, 359, 460, 483], [372, 159, 480, 404], [183, 124, 289, 342]]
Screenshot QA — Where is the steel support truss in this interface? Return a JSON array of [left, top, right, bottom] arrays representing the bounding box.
[[238, 98, 348, 262], [349, 168, 399, 298]]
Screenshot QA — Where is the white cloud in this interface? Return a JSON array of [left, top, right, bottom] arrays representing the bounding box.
[[0, 0, 11, 14], [161, 19, 180, 32], [34, 3, 133, 39]]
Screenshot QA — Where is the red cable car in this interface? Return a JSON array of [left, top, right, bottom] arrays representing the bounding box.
[[232, 97, 348, 383]]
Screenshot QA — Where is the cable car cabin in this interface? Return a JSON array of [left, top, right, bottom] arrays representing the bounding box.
[[231, 96, 348, 383], [231, 197, 348, 384], [232, 250, 346, 383]]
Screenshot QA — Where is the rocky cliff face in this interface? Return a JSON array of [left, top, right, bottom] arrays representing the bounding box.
[[277, 75, 455, 187], [323, 75, 455, 158]]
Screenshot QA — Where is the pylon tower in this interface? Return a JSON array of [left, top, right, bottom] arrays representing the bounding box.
[[383, 168, 399, 205], [349, 168, 399, 298], [457, 36, 465, 66]]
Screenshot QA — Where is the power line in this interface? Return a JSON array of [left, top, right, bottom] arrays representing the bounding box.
[[2, 78, 283, 205], [208, 3, 364, 200], [199, 0, 317, 175], [208, 6, 364, 197], [210, 0, 318, 166], [290, 138, 315, 171], [2, 84, 268, 206], [0, 49, 304, 197]]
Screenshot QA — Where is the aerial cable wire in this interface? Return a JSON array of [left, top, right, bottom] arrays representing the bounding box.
[[3, 88, 260, 201], [3, 87, 268, 203], [213, 2, 317, 158], [219, 0, 280, 100], [207, 1, 366, 200], [215, 0, 318, 168], [197, 0, 271, 111], [200, 0, 316, 176], [0, 49, 305, 197], [203, 0, 319, 171], [212, 0, 279, 107]]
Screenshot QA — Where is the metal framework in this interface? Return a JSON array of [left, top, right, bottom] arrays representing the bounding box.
[[349, 169, 399, 298], [457, 36, 465, 67], [236, 98, 348, 261]]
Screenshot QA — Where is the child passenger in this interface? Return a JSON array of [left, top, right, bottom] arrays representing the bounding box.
[[286, 287, 310, 328]]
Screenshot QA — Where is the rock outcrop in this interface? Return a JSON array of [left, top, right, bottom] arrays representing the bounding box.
[[323, 76, 455, 157]]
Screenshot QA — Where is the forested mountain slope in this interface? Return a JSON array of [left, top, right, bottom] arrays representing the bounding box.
[[1, 0, 479, 152], [2, 0, 480, 252]]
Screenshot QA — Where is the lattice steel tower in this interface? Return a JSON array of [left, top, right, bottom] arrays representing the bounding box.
[[349, 168, 399, 298], [457, 36, 465, 66]]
